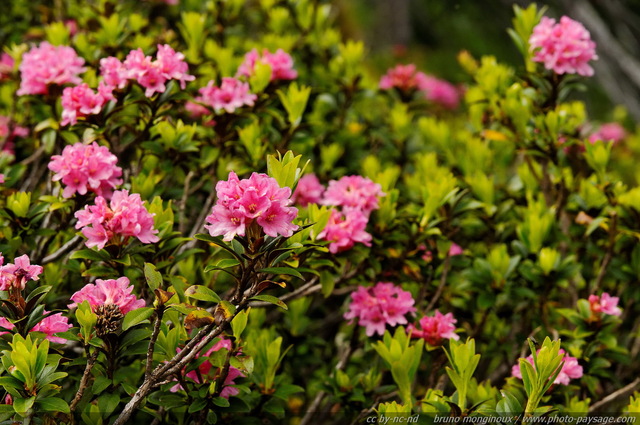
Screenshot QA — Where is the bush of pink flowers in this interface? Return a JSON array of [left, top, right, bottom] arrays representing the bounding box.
[[1, 1, 640, 424]]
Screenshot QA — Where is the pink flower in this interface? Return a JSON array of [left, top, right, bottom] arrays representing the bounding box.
[[416, 74, 461, 109], [17, 42, 86, 96], [74, 190, 159, 249], [344, 282, 416, 337], [292, 174, 325, 207], [60, 84, 110, 126], [321, 175, 384, 217], [156, 44, 195, 89], [0, 174, 4, 184], [0, 254, 43, 291], [121, 45, 194, 97], [0, 53, 14, 80], [588, 292, 622, 317], [318, 209, 372, 254], [512, 349, 583, 386], [588, 123, 626, 144], [205, 172, 298, 241], [65, 20, 78, 36], [448, 243, 463, 257], [68, 277, 146, 314], [0, 313, 71, 343], [407, 310, 459, 346], [529, 16, 597, 77], [379, 64, 426, 92], [237, 48, 298, 81], [170, 338, 245, 398], [30, 312, 72, 343], [198, 78, 257, 114], [48, 142, 122, 198], [185, 100, 211, 118], [100, 57, 129, 90]]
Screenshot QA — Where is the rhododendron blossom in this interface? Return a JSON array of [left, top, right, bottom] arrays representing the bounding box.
[[379, 64, 427, 92], [588, 123, 626, 144], [198, 78, 257, 113], [74, 190, 159, 249], [100, 57, 129, 90], [237, 48, 298, 81], [317, 209, 372, 254], [48, 142, 122, 198], [116, 45, 194, 97], [0, 313, 72, 343], [588, 292, 622, 317], [205, 172, 298, 241], [60, 83, 110, 126], [17, 42, 86, 96], [170, 338, 244, 398], [408, 310, 459, 346], [292, 174, 325, 206], [529, 16, 597, 76], [68, 277, 146, 314], [0, 254, 43, 291], [344, 282, 416, 337], [449, 243, 463, 256], [0, 53, 14, 80], [321, 175, 384, 217], [417, 75, 461, 109], [512, 349, 583, 386]]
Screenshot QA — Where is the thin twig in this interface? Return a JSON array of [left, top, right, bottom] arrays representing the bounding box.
[[426, 256, 451, 312], [593, 212, 617, 293], [589, 378, 640, 412], [70, 348, 99, 413], [145, 308, 164, 380], [41, 235, 84, 264]]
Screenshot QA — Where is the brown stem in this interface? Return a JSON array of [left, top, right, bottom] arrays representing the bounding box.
[[145, 307, 164, 379], [426, 255, 451, 312], [70, 348, 99, 413], [593, 212, 617, 293], [589, 378, 640, 412]]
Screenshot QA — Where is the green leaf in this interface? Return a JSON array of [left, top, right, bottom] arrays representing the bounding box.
[[36, 397, 70, 413], [250, 295, 288, 310], [185, 285, 222, 303], [258, 267, 303, 279], [13, 396, 35, 416], [70, 249, 110, 262], [144, 263, 163, 290], [122, 307, 154, 331]]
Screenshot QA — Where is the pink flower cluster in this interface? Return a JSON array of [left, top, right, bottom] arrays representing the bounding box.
[[0, 116, 29, 152], [529, 16, 597, 77], [170, 338, 244, 398], [379, 64, 425, 92], [0, 313, 72, 344], [17, 42, 86, 96], [588, 292, 622, 317], [205, 171, 298, 241], [237, 48, 298, 81], [318, 209, 373, 254], [69, 277, 146, 314], [408, 310, 459, 346], [196, 77, 257, 114], [60, 83, 112, 126], [0, 53, 14, 80], [588, 123, 626, 145], [379, 64, 461, 108], [74, 190, 159, 250], [292, 174, 325, 207], [0, 254, 43, 291], [418, 75, 461, 110], [296, 174, 384, 254], [48, 142, 122, 198], [344, 282, 416, 337], [99, 44, 194, 97], [512, 348, 583, 386]]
